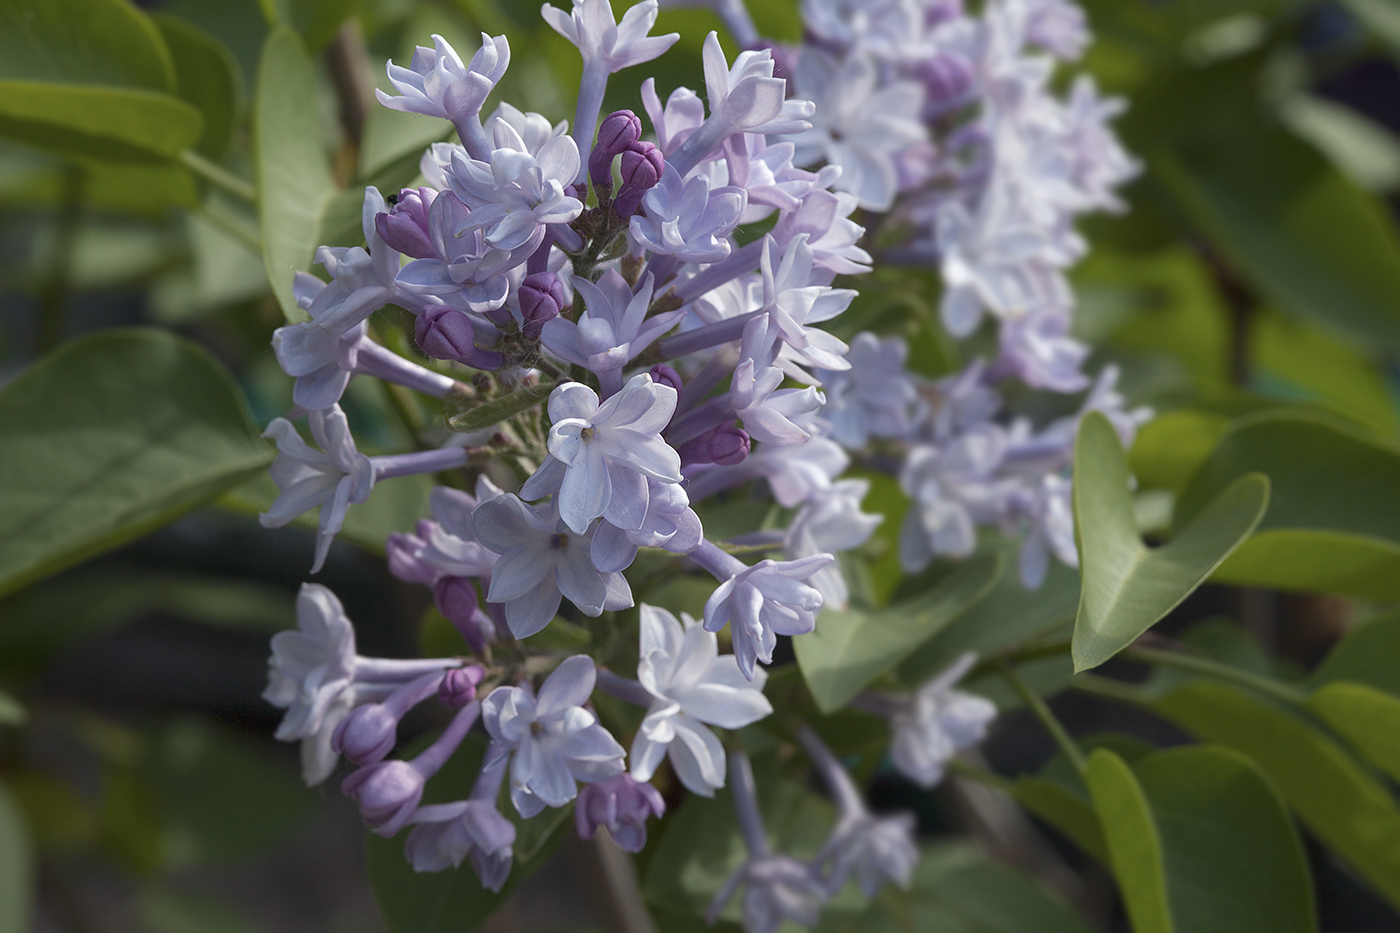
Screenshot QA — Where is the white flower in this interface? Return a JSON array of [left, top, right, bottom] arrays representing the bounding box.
[[541, 0, 680, 73], [482, 656, 627, 816], [898, 426, 1015, 572], [472, 494, 633, 638], [264, 584, 357, 744], [819, 812, 918, 897], [729, 316, 826, 446], [889, 654, 997, 787], [790, 49, 927, 211], [534, 375, 684, 535], [709, 855, 828, 933], [700, 31, 814, 137], [259, 406, 374, 573], [784, 479, 882, 610], [630, 165, 747, 263], [630, 605, 772, 795]]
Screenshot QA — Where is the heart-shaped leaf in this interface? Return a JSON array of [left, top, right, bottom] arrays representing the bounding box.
[[0, 329, 271, 599], [794, 553, 1001, 712], [1072, 412, 1268, 672]]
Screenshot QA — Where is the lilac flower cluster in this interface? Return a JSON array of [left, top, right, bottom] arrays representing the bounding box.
[[255, 0, 1138, 927]]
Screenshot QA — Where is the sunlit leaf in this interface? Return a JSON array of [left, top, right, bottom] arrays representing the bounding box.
[[1072, 412, 1268, 671]]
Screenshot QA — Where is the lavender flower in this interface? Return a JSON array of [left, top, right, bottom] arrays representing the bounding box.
[[818, 332, 919, 448], [482, 655, 627, 816], [539, 273, 686, 391], [541, 0, 680, 74], [259, 406, 374, 573], [629, 165, 747, 263], [404, 757, 514, 886], [376, 33, 510, 158], [880, 653, 997, 788], [575, 774, 666, 852], [784, 480, 882, 610]]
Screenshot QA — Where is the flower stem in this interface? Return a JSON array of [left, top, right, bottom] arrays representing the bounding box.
[[1122, 646, 1308, 706], [997, 659, 1087, 778], [180, 149, 256, 202]]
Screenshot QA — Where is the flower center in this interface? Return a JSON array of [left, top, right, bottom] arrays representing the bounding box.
[[550, 533, 569, 549], [580, 426, 596, 440]]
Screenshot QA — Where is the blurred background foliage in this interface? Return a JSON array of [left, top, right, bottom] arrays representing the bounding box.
[[4, 0, 1400, 930]]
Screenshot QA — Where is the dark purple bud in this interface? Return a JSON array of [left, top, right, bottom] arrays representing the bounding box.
[[648, 364, 682, 394], [433, 576, 496, 652], [439, 665, 486, 709], [575, 775, 666, 853], [678, 425, 750, 467], [416, 306, 477, 361], [518, 271, 565, 339], [619, 141, 664, 192], [589, 110, 643, 188], [375, 187, 437, 259]]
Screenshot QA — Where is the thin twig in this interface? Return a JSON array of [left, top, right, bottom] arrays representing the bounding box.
[[180, 149, 256, 202], [998, 659, 1087, 778]]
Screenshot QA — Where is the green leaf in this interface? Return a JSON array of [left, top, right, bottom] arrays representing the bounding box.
[[1158, 120, 1400, 350], [1308, 610, 1400, 696], [0, 0, 176, 90], [897, 540, 1079, 686], [795, 554, 1001, 712], [1155, 681, 1400, 911], [0, 691, 24, 726], [448, 383, 556, 433], [1086, 750, 1170, 933], [1345, 0, 1400, 51], [0, 329, 271, 600], [1072, 412, 1268, 671], [259, 0, 361, 53], [1012, 777, 1108, 863], [1308, 682, 1400, 783], [1087, 746, 1315, 933], [152, 14, 240, 159], [253, 26, 336, 322], [1174, 412, 1400, 599], [0, 81, 202, 164], [0, 780, 31, 933], [1128, 410, 1231, 493]]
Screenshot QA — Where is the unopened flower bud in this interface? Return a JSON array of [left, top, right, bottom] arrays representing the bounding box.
[[619, 141, 664, 192], [332, 704, 399, 766], [678, 425, 750, 467], [375, 187, 437, 259], [433, 576, 496, 652], [589, 110, 643, 188], [518, 272, 565, 339], [439, 665, 486, 709], [416, 306, 477, 361], [648, 364, 682, 394], [342, 760, 425, 835], [575, 774, 666, 853]]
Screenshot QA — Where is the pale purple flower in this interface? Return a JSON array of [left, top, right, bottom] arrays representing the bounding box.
[[758, 234, 854, 374], [699, 545, 834, 680], [640, 78, 706, 158], [724, 136, 832, 219], [376, 33, 510, 156], [271, 310, 368, 411], [784, 480, 882, 610], [898, 427, 1015, 572], [629, 165, 747, 263], [299, 188, 403, 337], [575, 774, 666, 853], [539, 272, 685, 387], [591, 479, 703, 573], [728, 317, 826, 446], [630, 605, 772, 795], [1016, 473, 1076, 589], [447, 121, 584, 252], [789, 49, 927, 211], [405, 799, 516, 886], [541, 0, 680, 73], [482, 655, 627, 816], [749, 434, 850, 508], [531, 375, 684, 535], [394, 190, 524, 314], [264, 584, 358, 748], [472, 494, 633, 638], [770, 188, 872, 278], [1018, 0, 1090, 60], [260, 406, 374, 573], [800, 727, 917, 897], [887, 653, 997, 788], [818, 332, 918, 448]]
